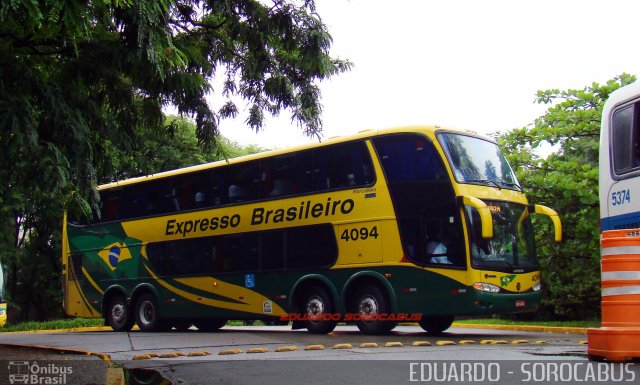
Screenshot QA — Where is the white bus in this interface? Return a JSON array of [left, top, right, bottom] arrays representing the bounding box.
[[600, 81, 640, 231]]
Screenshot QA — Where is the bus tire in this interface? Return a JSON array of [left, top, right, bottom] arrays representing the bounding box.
[[134, 293, 167, 332], [301, 286, 337, 334], [194, 319, 227, 332], [353, 284, 396, 335], [418, 315, 454, 335], [107, 295, 134, 332]]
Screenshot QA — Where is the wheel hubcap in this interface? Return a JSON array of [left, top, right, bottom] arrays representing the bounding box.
[[359, 295, 378, 319], [112, 303, 125, 324], [139, 301, 154, 325], [306, 296, 324, 320]]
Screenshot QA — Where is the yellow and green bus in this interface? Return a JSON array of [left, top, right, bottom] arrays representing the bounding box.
[[62, 126, 561, 334]]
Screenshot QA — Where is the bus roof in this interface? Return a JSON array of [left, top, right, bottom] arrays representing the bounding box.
[[98, 125, 492, 190]]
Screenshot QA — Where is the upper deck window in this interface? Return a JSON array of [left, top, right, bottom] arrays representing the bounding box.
[[438, 133, 520, 191], [373, 134, 447, 182]]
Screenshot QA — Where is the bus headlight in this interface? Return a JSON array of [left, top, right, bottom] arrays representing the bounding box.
[[473, 282, 500, 293], [532, 282, 541, 292]]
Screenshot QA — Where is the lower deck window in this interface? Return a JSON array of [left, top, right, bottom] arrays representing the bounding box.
[[146, 224, 337, 276]]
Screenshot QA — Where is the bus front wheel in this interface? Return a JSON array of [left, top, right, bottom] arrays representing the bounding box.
[[134, 293, 167, 332], [419, 315, 454, 335], [107, 295, 134, 332], [353, 285, 396, 335], [301, 286, 337, 334]]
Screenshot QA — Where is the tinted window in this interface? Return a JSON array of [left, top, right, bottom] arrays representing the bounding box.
[[313, 141, 374, 191], [171, 171, 211, 211], [224, 162, 260, 203], [146, 224, 336, 276], [260, 152, 313, 198], [147, 237, 214, 277], [100, 188, 127, 222], [287, 225, 337, 268], [129, 179, 171, 217], [373, 134, 447, 181], [260, 231, 285, 270], [612, 104, 640, 174]]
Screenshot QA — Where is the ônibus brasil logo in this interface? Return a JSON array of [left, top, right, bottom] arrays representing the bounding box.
[[7, 361, 72, 385]]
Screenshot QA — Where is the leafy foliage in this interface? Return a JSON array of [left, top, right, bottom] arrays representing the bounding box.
[[2, 2, 343, 323], [497, 74, 637, 320]]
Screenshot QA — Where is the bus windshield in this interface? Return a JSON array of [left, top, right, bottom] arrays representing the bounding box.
[[438, 133, 521, 191], [466, 201, 537, 273]]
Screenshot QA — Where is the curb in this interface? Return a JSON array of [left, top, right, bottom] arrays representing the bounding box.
[[0, 342, 111, 361], [450, 322, 588, 335]]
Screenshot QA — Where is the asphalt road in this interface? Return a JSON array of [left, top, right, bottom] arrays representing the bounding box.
[[1, 325, 636, 385]]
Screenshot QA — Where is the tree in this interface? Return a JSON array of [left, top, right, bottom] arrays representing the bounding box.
[[497, 74, 636, 320], [2, 0, 348, 321]]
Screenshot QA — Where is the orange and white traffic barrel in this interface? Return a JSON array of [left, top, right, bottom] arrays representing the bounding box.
[[588, 229, 640, 362]]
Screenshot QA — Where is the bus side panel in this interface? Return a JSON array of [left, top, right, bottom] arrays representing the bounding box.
[[63, 216, 99, 318], [602, 177, 640, 230], [64, 254, 101, 318]]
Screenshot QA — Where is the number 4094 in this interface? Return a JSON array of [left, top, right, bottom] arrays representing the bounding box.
[[341, 226, 379, 241]]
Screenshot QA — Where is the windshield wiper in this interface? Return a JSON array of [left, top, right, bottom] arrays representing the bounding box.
[[500, 181, 523, 192], [467, 179, 501, 189]]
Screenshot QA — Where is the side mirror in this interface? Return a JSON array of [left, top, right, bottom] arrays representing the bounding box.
[[529, 204, 562, 242], [458, 196, 493, 239]]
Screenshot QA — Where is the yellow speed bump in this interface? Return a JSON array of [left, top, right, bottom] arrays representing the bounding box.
[[218, 349, 243, 355], [411, 341, 432, 347], [359, 343, 380, 348], [332, 343, 353, 349], [384, 342, 404, 348], [275, 346, 299, 352], [146, 353, 160, 358], [435, 341, 456, 346], [132, 354, 151, 360], [158, 353, 179, 358], [578, 341, 588, 345], [535, 341, 549, 345], [491, 340, 509, 345], [247, 347, 269, 354], [480, 340, 495, 345], [187, 351, 211, 357], [511, 340, 529, 345], [304, 345, 326, 351], [458, 340, 476, 345]]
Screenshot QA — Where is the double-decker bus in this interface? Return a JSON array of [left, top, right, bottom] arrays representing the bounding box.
[[62, 126, 561, 334]]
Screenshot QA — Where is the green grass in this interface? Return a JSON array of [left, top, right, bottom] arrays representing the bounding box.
[[454, 318, 600, 328], [0, 318, 106, 333], [0, 318, 266, 332]]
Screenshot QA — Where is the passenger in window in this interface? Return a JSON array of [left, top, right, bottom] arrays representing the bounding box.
[[194, 191, 206, 207], [269, 178, 292, 196], [228, 183, 248, 202], [427, 240, 451, 265]]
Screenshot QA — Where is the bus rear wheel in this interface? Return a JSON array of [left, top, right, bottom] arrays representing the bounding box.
[[353, 284, 396, 335], [419, 315, 454, 335], [107, 295, 134, 332], [301, 286, 337, 334], [134, 293, 168, 332], [194, 319, 227, 332]]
